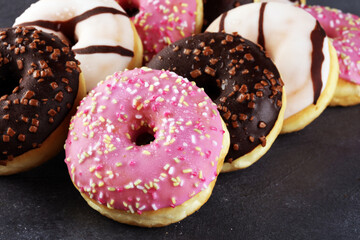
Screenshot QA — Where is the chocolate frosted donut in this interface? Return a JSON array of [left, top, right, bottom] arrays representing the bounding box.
[[0, 26, 85, 175], [203, 0, 305, 30], [148, 32, 285, 172]]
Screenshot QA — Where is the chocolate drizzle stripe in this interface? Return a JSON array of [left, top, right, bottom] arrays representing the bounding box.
[[17, 7, 127, 44], [257, 3, 267, 50], [310, 21, 325, 104], [74, 45, 134, 57], [219, 12, 228, 32]]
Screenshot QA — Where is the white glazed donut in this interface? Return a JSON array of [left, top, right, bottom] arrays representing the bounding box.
[[14, 0, 143, 92], [206, 2, 339, 133]]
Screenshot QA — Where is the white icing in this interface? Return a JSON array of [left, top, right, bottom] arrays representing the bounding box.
[[206, 2, 331, 119], [14, 0, 136, 92]]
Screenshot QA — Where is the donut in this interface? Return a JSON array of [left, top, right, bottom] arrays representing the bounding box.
[[115, 0, 203, 63], [148, 32, 286, 172], [0, 26, 86, 175], [206, 2, 339, 134], [14, 0, 143, 92], [64, 67, 230, 227], [202, 0, 306, 30], [302, 5, 360, 107]]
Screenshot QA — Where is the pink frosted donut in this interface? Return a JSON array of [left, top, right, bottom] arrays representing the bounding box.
[[65, 67, 229, 227], [116, 0, 203, 63], [302, 5, 360, 106]]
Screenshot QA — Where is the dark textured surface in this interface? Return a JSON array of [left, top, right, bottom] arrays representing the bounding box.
[[148, 32, 283, 162], [0, 27, 80, 161], [0, 0, 359, 239]]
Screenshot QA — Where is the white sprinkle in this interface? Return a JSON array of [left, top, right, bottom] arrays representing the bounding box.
[[152, 204, 158, 211]]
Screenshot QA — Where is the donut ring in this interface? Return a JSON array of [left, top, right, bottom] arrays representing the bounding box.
[[65, 68, 230, 227], [14, 0, 143, 92], [207, 2, 339, 133], [0, 27, 86, 175], [148, 32, 285, 172], [202, 0, 306, 30], [116, 0, 203, 63], [302, 5, 360, 107]]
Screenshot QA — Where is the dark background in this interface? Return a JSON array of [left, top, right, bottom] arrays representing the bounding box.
[[0, 0, 359, 239]]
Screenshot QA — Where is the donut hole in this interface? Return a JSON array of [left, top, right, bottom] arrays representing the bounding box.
[[119, 2, 140, 18], [125, 7, 140, 18], [0, 66, 21, 97], [198, 82, 222, 101], [132, 126, 155, 146], [135, 132, 155, 146]]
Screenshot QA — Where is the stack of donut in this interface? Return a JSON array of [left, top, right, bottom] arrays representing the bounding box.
[[0, 0, 358, 228]]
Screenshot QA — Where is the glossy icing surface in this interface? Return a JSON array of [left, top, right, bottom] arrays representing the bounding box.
[[0, 27, 80, 162], [203, 0, 302, 29], [15, 0, 136, 92], [148, 32, 283, 163], [303, 5, 360, 85], [207, 2, 331, 119], [65, 68, 225, 213], [117, 0, 198, 63]]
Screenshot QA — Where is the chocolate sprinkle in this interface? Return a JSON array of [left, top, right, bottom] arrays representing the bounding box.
[[0, 27, 80, 162], [148, 32, 283, 162]]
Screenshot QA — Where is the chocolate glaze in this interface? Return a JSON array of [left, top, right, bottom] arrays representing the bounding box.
[[219, 12, 228, 32], [0, 27, 80, 163], [258, 3, 267, 50], [203, 0, 303, 30], [310, 21, 325, 104], [148, 32, 283, 163], [73, 45, 134, 57], [16, 7, 133, 57]]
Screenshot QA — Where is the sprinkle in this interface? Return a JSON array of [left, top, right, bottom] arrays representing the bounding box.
[[99, 116, 105, 122], [134, 179, 142, 186], [194, 129, 202, 134], [125, 182, 134, 189], [125, 133, 131, 140], [199, 171, 203, 180], [142, 150, 151, 155], [108, 187, 116, 191], [128, 205, 135, 214], [160, 73, 168, 79], [95, 172, 102, 179], [126, 146, 134, 150], [163, 164, 170, 170], [182, 169, 193, 173], [171, 197, 176, 205]]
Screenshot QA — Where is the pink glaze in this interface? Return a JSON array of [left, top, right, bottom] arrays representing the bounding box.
[[302, 5, 360, 85], [65, 67, 225, 213], [116, 0, 198, 63]]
